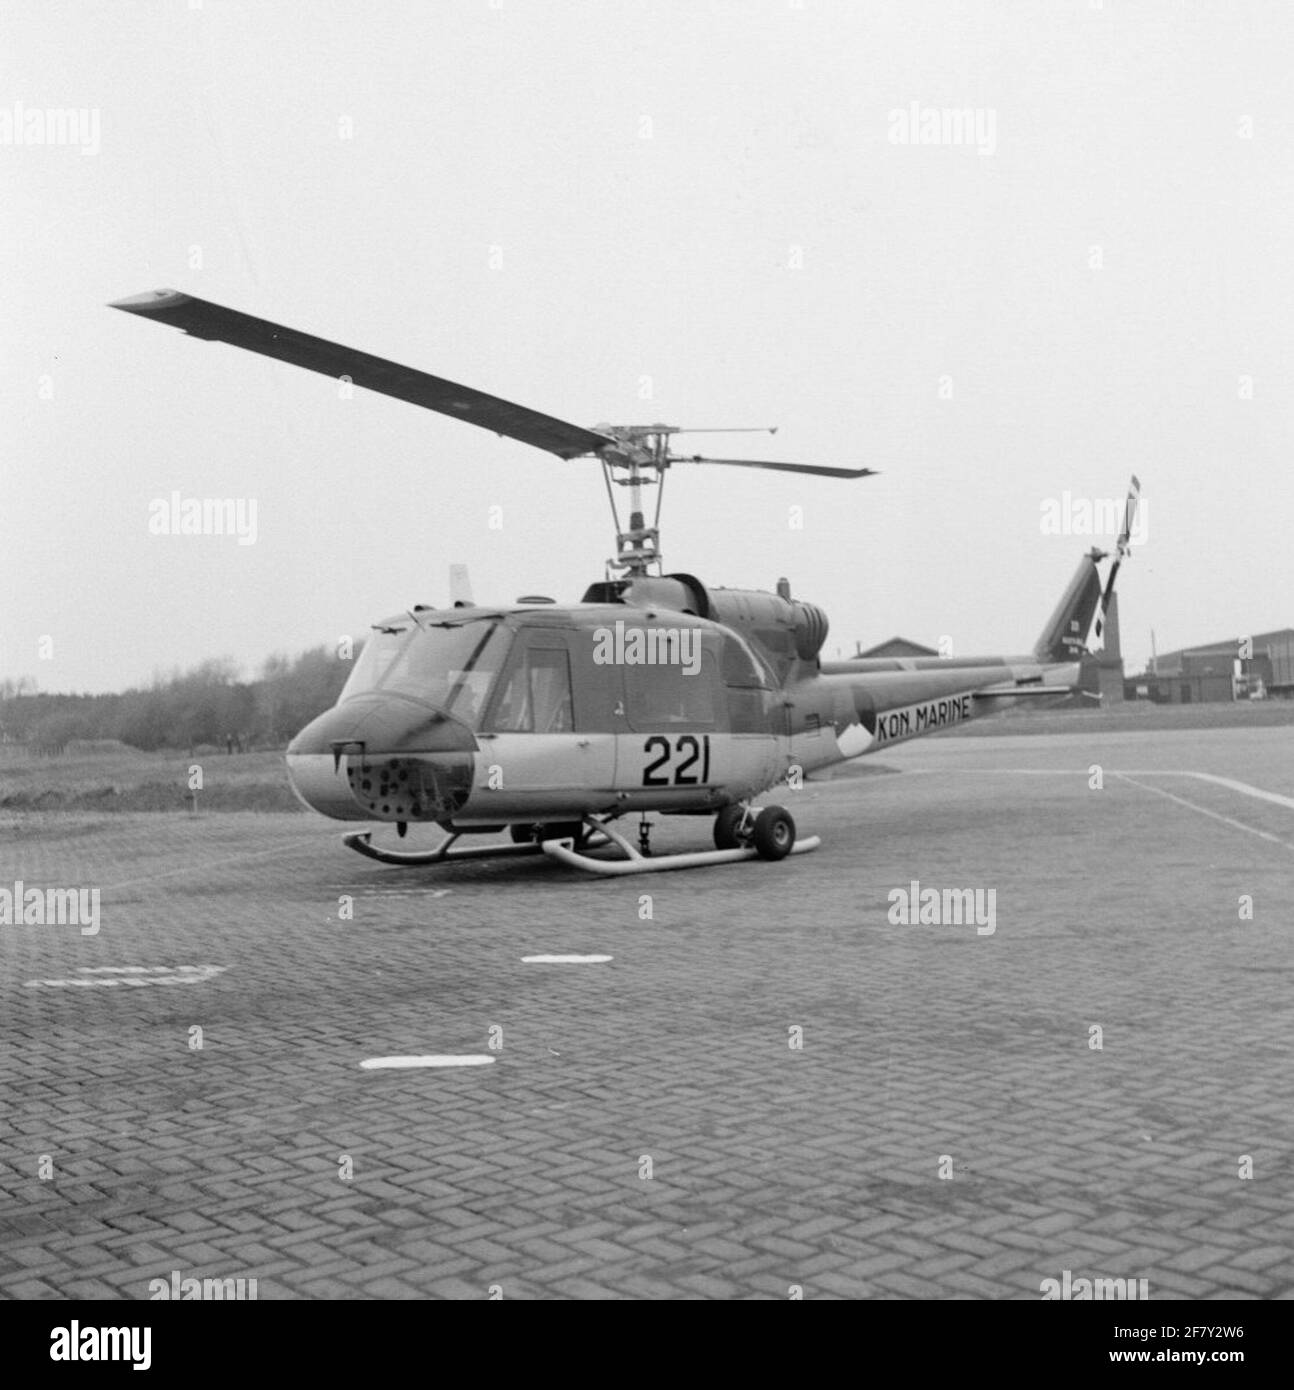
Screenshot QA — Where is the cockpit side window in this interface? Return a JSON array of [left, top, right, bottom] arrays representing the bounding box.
[[488, 646, 574, 733], [339, 628, 409, 702]]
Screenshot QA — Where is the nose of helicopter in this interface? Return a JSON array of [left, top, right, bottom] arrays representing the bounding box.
[[286, 693, 477, 823]]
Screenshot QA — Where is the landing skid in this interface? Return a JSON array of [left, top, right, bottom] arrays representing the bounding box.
[[342, 825, 612, 867], [342, 812, 818, 875], [541, 816, 821, 876], [342, 830, 544, 866]]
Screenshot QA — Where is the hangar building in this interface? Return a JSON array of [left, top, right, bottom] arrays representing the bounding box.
[[1129, 627, 1294, 703]]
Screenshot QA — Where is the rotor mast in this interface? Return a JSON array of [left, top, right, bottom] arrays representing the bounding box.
[[597, 425, 778, 577], [598, 426, 666, 576]]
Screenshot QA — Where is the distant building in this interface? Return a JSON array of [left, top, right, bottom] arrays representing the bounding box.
[[854, 636, 939, 659], [1128, 627, 1294, 703]]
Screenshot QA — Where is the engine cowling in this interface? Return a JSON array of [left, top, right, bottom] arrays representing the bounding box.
[[705, 587, 830, 672], [790, 600, 829, 661], [579, 572, 829, 673]]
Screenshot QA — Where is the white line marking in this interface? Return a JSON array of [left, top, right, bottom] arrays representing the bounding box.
[[352, 887, 454, 898], [924, 768, 1294, 811], [521, 954, 613, 964], [24, 965, 228, 989], [359, 1055, 496, 1069], [79, 965, 203, 974], [897, 766, 1294, 850], [1139, 772, 1294, 813], [1112, 774, 1294, 853]]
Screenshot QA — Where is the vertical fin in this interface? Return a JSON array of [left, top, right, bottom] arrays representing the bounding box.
[[449, 564, 474, 607], [1034, 553, 1104, 662]]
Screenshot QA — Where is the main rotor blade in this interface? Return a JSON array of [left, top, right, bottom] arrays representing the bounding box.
[[669, 454, 877, 480], [109, 289, 613, 460]]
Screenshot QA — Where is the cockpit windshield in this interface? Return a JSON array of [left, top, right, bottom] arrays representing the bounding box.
[[339, 620, 509, 728]]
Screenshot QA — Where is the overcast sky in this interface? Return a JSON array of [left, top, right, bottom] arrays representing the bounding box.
[[5, 0, 1292, 694]]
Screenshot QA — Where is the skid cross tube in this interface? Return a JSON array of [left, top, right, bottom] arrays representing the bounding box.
[[343, 830, 544, 866], [538, 814, 821, 875]]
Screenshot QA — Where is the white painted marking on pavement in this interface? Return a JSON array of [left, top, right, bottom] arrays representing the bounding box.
[[1112, 774, 1294, 853], [24, 965, 229, 989], [522, 954, 613, 964], [934, 768, 1294, 811], [896, 766, 1294, 849], [1134, 771, 1294, 813], [359, 1055, 496, 1069], [353, 887, 454, 898]]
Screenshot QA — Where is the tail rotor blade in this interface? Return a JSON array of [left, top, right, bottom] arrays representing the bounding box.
[[1094, 475, 1141, 640]]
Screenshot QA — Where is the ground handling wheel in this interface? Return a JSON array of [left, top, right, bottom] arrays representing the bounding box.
[[751, 805, 795, 860], [713, 804, 749, 850]]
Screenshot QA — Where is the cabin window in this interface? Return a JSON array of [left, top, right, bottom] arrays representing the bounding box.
[[490, 647, 575, 733], [624, 651, 717, 730], [720, 633, 772, 688]]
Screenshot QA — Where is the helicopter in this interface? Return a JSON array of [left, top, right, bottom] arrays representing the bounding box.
[[111, 289, 1140, 876]]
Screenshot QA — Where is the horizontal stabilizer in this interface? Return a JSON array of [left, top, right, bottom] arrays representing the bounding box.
[[972, 684, 1075, 699]]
